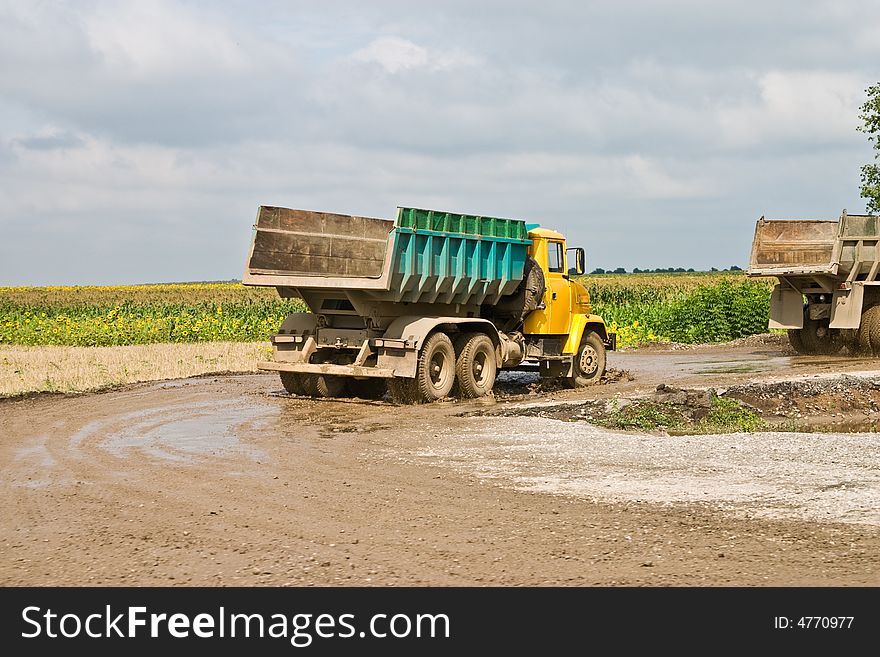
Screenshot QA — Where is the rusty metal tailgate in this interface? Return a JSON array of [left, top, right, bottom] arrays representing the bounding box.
[[244, 206, 394, 283], [747, 218, 839, 276]]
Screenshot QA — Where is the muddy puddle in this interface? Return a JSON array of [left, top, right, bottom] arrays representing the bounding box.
[[613, 351, 792, 378], [76, 399, 276, 463]]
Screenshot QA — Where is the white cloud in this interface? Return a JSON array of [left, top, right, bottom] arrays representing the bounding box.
[[717, 70, 868, 148], [350, 36, 479, 73], [83, 1, 249, 78], [622, 155, 710, 199], [352, 37, 427, 73]]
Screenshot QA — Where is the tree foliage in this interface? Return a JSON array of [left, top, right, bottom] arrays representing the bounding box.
[[859, 83, 880, 215]]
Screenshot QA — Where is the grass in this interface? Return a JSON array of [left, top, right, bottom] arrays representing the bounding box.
[[0, 342, 271, 397], [599, 396, 765, 434]]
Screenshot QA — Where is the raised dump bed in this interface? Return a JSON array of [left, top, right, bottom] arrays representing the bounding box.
[[748, 211, 880, 280], [748, 218, 839, 277], [243, 205, 531, 306]]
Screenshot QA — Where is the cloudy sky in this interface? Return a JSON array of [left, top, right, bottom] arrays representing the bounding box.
[[1, 0, 877, 285]]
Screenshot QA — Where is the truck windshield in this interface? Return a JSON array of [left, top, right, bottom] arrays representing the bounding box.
[[547, 242, 564, 273]]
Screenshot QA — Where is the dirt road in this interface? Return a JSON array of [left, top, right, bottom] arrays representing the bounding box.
[[2, 337, 879, 586]]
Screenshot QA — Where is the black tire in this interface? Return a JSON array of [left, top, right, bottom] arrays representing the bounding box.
[[867, 307, 880, 356], [411, 331, 457, 403], [857, 308, 873, 354], [787, 329, 808, 355], [314, 375, 347, 398], [488, 256, 546, 330], [280, 372, 305, 395], [346, 378, 387, 400], [564, 331, 606, 388], [840, 329, 861, 356], [800, 307, 843, 355], [454, 333, 497, 398], [388, 378, 418, 404], [299, 374, 320, 397]]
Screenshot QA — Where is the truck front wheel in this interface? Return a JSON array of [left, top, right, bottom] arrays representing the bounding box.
[[564, 331, 606, 388]]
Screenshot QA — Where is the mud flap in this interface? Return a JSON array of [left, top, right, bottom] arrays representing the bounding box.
[[768, 285, 804, 329], [540, 358, 573, 378], [829, 283, 864, 329]]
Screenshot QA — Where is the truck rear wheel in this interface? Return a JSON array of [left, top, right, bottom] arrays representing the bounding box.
[[417, 331, 456, 401], [299, 374, 320, 397], [346, 378, 387, 400], [799, 307, 842, 355], [280, 372, 306, 395], [787, 329, 808, 355], [564, 331, 606, 388], [454, 333, 497, 398], [315, 375, 347, 398], [858, 305, 880, 355], [390, 331, 456, 403]]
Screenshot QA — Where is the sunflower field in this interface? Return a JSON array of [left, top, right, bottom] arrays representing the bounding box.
[[0, 284, 306, 347], [0, 274, 775, 348]]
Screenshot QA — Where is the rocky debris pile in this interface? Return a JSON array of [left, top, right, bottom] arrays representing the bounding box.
[[722, 376, 880, 417], [653, 383, 713, 415], [488, 374, 880, 434], [489, 383, 723, 426]]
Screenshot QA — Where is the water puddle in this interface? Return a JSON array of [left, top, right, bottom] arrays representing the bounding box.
[[69, 400, 277, 464], [611, 352, 793, 379], [694, 361, 768, 374]]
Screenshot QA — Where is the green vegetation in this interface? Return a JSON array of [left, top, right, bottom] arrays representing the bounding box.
[[580, 273, 774, 347], [599, 396, 765, 434], [700, 396, 765, 433], [0, 284, 306, 346], [859, 82, 880, 215], [601, 400, 690, 431], [0, 273, 774, 348]]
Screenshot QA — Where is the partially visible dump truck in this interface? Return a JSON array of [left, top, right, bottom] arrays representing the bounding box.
[[243, 205, 615, 402], [747, 209, 880, 355]]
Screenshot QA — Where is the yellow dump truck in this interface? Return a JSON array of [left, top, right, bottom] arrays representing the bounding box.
[[243, 206, 615, 403], [747, 209, 880, 354]]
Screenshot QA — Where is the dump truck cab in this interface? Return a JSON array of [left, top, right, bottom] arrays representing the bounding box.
[[243, 206, 615, 402], [522, 227, 613, 383], [525, 228, 573, 335]]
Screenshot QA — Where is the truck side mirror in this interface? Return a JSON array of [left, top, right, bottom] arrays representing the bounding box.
[[567, 247, 586, 276]]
